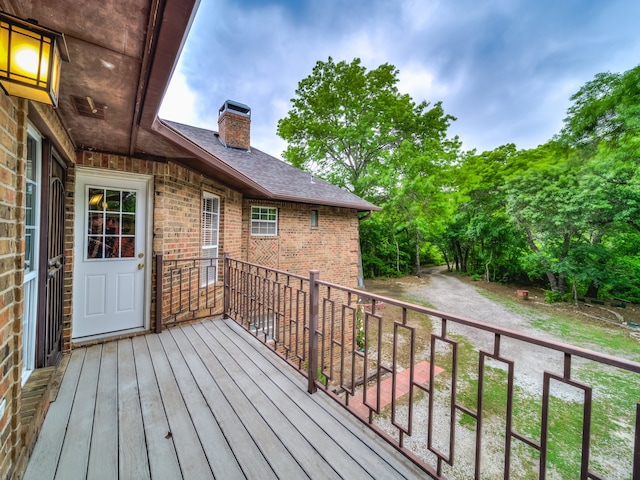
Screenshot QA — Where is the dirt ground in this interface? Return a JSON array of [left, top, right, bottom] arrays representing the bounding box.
[[448, 269, 640, 327], [367, 267, 640, 329], [362, 267, 639, 479]]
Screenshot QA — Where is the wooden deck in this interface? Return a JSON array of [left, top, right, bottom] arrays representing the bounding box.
[[23, 319, 427, 479]]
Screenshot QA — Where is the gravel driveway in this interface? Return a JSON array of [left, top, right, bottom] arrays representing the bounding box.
[[377, 267, 632, 479], [400, 266, 586, 399]]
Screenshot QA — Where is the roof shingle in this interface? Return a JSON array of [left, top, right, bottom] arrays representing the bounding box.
[[160, 120, 380, 212]]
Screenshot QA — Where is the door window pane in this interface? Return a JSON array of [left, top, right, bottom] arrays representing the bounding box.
[[122, 191, 136, 213], [105, 190, 121, 211], [86, 187, 137, 260], [122, 214, 135, 234], [88, 188, 104, 211]]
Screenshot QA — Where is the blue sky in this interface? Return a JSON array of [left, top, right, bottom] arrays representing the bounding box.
[[160, 0, 640, 158]]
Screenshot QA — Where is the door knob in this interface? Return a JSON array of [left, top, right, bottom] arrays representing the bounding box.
[[138, 263, 144, 269]]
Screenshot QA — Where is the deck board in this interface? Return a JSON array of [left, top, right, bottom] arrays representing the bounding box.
[[212, 320, 426, 478], [177, 324, 309, 479], [173, 325, 277, 479], [87, 342, 118, 480], [188, 323, 341, 480], [24, 319, 429, 479], [165, 327, 257, 480], [55, 345, 101, 480], [23, 348, 85, 480], [117, 338, 151, 480], [131, 336, 182, 480], [146, 333, 214, 480]]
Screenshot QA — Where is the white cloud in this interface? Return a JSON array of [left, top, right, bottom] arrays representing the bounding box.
[[159, 71, 207, 126], [398, 64, 450, 103], [339, 31, 388, 67], [399, 0, 440, 31], [161, 0, 640, 157]]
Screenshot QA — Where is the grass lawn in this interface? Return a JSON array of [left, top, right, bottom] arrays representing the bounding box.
[[365, 274, 640, 479]]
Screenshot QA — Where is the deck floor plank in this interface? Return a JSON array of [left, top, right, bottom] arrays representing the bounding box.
[[157, 329, 245, 479], [179, 324, 309, 479], [192, 322, 347, 480], [203, 320, 380, 479], [86, 341, 119, 480], [131, 336, 183, 480], [145, 333, 215, 480], [23, 348, 86, 480], [24, 319, 429, 480], [117, 339, 151, 480], [216, 319, 427, 479], [167, 326, 277, 479], [54, 345, 102, 480]]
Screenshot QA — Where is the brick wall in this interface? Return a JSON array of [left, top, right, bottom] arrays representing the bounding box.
[[0, 93, 25, 480], [242, 200, 361, 288], [72, 155, 245, 331], [240, 200, 361, 372], [217, 110, 250, 150]]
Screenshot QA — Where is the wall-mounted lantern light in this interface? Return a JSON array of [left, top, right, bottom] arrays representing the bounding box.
[[0, 12, 69, 107]]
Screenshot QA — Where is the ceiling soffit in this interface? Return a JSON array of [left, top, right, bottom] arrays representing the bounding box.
[[2, 0, 197, 159]]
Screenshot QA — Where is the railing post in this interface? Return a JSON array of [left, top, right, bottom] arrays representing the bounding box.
[[308, 270, 319, 394], [155, 254, 163, 334], [223, 252, 231, 318], [634, 402, 639, 480]]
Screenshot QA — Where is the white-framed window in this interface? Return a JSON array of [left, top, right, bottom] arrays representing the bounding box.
[[22, 123, 41, 384], [311, 209, 319, 227], [251, 206, 277, 236], [202, 193, 220, 285]]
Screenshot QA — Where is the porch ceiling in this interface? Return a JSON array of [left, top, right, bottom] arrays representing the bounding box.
[[1, 0, 197, 160]]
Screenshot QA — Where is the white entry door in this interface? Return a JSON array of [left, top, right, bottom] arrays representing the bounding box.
[[73, 170, 151, 339]]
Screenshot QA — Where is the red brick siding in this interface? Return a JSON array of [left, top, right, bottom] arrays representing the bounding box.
[[218, 110, 250, 150], [241, 201, 360, 370], [242, 200, 360, 288], [0, 94, 25, 480]]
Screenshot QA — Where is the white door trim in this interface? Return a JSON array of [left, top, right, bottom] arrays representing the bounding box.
[[72, 167, 154, 341]]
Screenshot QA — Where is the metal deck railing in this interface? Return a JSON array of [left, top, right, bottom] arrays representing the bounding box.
[[158, 254, 640, 479]]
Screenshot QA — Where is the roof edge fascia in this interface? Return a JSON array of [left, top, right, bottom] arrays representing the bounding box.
[[269, 193, 382, 212], [138, 0, 201, 130]]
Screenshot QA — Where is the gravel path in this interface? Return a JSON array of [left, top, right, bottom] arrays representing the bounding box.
[[377, 267, 632, 479], [409, 266, 550, 336], [403, 266, 579, 399]]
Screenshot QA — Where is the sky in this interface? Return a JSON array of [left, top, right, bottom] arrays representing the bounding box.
[[159, 0, 640, 158]]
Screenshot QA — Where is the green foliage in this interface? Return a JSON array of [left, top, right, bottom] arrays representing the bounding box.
[[360, 214, 413, 277], [355, 307, 365, 350], [544, 290, 563, 303], [279, 59, 640, 298], [277, 57, 455, 200], [279, 57, 458, 276]]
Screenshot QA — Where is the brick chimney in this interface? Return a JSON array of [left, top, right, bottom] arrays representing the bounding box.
[[218, 100, 251, 150]]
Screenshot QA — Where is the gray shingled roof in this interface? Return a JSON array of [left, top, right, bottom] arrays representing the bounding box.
[[160, 120, 380, 212]]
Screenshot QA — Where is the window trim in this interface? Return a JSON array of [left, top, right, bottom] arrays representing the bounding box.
[[201, 192, 220, 286], [22, 123, 42, 385], [251, 206, 278, 236]]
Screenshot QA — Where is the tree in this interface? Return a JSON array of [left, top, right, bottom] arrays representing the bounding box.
[[278, 57, 458, 277], [437, 145, 528, 280], [560, 65, 640, 233], [277, 57, 455, 201]]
